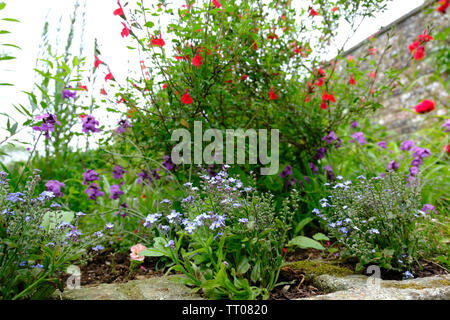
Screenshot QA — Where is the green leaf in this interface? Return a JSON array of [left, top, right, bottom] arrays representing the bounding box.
[[41, 211, 75, 232], [0, 3, 5, 10], [144, 21, 154, 28], [139, 248, 167, 257], [294, 217, 314, 234], [288, 236, 325, 250], [236, 257, 250, 275], [312, 233, 330, 241], [2, 18, 20, 22]]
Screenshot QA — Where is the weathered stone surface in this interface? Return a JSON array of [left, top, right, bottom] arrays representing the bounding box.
[[55, 275, 203, 300], [302, 273, 450, 300]]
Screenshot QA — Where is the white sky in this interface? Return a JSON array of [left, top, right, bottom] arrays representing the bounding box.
[[0, 0, 425, 161]]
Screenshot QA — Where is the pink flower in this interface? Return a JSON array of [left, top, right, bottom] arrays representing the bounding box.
[[130, 244, 147, 261], [121, 22, 130, 38]]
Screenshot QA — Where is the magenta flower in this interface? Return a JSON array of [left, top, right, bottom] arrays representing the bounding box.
[[314, 147, 327, 160], [322, 131, 337, 144], [409, 166, 419, 176], [351, 121, 358, 128], [377, 141, 387, 149], [387, 160, 399, 171], [324, 165, 335, 181], [117, 119, 132, 134], [162, 155, 177, 172], [421, 204, 436, 214], [400, 140, 414, 151], [280, 165, 293, 178], [442, 119, 450, 133], [45, 180, 65, 198], [309, 162, 318, 174], [62, 86, 77, 99]]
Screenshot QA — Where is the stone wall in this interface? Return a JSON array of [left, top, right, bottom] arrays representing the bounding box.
[[342, 1, 449, 137]]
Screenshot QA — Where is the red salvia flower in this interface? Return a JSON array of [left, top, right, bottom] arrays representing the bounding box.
[[418, 29, 433, 42], [151, 34, 165, 47], [269, 87, 278, 100], [369, 71, 376, 79], [240, 74, 248, 81], [118, 96, 125, 104], [317, 67, 326, 77], [105, 72, 114, 81], [443, 145, 450, 154], [113, 1, 124, 17], [191, 51, 202, 67], [94, 55, 102, 69], [408, 41, 420, 53], [281, 248, 287, 254], [316, 77, 324, 87], [79, 84, 88, 91], [268, 33, 279, 40], [368, 47, 377, 55], [100, 88, 107, 95], [349, 75, 356, 85], [331, 7, 338, 12], [310, 8, 318, 16], [414, 45, 425, 60], [80, 114, 86, 118], [414, 99, 435, 114], [437, 0, 449, 14], [320, 101, 328, 110], [322, 90, 336, 103], [181, 89, 193, 105], [212, 0, 221, 8], [163, 83, 168, 89], [253, 41, 258, 50], [121, 22, 130, 38]]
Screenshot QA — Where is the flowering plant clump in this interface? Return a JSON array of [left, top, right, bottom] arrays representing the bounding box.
[[313, 172, 424, 273], [0, 170, 108, 299], [135, 166, 316, 299]]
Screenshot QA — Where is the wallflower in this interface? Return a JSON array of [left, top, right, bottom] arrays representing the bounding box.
[[130, 244, 147, 261], [377, 141, 387, 149], [387, 160, 399, 171], [62, 87, 77, 99], [442, 119, 450, 132], [400, 140, 415, 151], [351, 121, 358, 128], [82, 169, 99, 185], [162, 155, 177, 172], [314, 147, 327, 160], [81, 115, 100, 133], [84, 183, 104, 200], [280, 165, 293, 178], [110, 184, 124, 200], [112, 165, 126, 180], [309, 162, 318, 174], [32, 114, 61, 139], [117, 119, 132, 134], [421, 204, 436, 214], [324, 165, 335, 181], [350, 132, 367, 145], [45, 180, 65, 197], [409, 166, 419, 176]]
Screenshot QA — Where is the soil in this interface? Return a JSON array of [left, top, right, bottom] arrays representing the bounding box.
[[61, 249, 164, 286]]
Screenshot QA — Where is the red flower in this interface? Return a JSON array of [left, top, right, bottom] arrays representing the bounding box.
[[212, 0, 221, 8], [181, 89, 193, 105], [94, 55, 102, 69], [369, 71, 376, 79], [349, 75, 356, 85], [408, 41, 420, 53], [121, 22, 130, 38], [331, 7, 338, 12], [310, 8, 318, 16], [281, 248, 287, 254], [320, 101, 328, 110], [100, 88, 107, 95], [105, 72, 114, 81], [80, 114, 86, 118], [294, 45, 302, 55], [368, 47, 377, 55], [317, 67, 326, 77], [269, 87, 278, 100], [191, 51, 202, 67], [418, 30, 433, 42], [316, 77, 324, 87], [113, 1, 124, 17], [414, 45, 425, 60], [437, 0, 449, 14], [268, 33, 279, 40], [240, 74, 248, 81], [79, 84, 88, 91], [118, 96, 125, 104], [414, 99, 435, 114], [305, 96, 311, 103], [322, 90, 336, 103], [163, 83, 168, 89], [151, 34, 165, 47], [443, 145, 450, 154], [253, 41, 258, 50]]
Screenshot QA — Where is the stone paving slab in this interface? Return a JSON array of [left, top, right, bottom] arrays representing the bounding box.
[[56, 275, 203, 300]]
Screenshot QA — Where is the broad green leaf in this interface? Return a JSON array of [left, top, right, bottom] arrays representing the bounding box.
[[312, 233, 330, 241], [41, 210, 75, 232], [288, 236, 325, 250]]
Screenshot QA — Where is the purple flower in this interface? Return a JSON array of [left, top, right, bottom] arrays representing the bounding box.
[[387, 160, 399, 171], [350, 132, 367, 145], [165, 240, 175, 249], [314, 147, 327, 160], [84, 183, 104, 200], [284, 176, 297, 189], [377, 141, 387, 149], [442, 119, 450, 133], [81, 115, 100, 133], [324, 165, 335, 181], [351, 121, 358, 128], [322, 131, 337, 144], [32, 114, 61, 139], [117, 202, 129, 217], [45, 180, 65, 197], [400, 140, 415, 151], [110, 184, 124, 200], [62, 87, 77, 99], [334, 138, 343, 149], [117, 119, 132, 134], [309, 162, 318, 175], [162, 155, 177, 172], [92, 245, 104, 252], [112, 165, 126, 180], [280, 165, 293, 178], [421, 204, 436, 214], [412, 147, 431, 159], [137, 169, 160, 184], [409, 166, 419, 176], [411, 157, 423, 167], [83, 169, 99, 185], [303, 175, 310, 184]]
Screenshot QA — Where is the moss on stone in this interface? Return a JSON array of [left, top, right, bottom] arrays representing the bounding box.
[[382, 278, 450, 290], [283, 260, 355, 277]]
